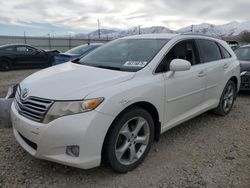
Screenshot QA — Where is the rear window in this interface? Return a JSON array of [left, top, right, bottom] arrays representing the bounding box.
[[235, 47, 250, 61], [197, 39, 222, 62], [1, 47, 14, 52]]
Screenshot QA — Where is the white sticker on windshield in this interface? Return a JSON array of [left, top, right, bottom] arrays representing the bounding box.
[[123, 61, 147, 67]]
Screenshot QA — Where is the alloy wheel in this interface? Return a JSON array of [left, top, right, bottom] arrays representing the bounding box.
[[115, 117, 150, 165], [223, 83, 235, 112]]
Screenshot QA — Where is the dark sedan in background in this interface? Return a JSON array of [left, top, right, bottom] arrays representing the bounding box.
[[52, 43, 103, 65], [235, 45, 250, 91], [0, 44, 59, 71]]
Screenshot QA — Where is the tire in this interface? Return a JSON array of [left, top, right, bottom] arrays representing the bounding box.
[[103, 107, 155, 173], [0, 60, 11, 71], [213, 80, 236, 116]]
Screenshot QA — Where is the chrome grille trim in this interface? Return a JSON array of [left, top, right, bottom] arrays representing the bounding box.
[[14, 87, 54, 122]]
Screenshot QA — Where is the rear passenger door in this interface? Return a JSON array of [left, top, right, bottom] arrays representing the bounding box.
[[196, 39, 228, 106]]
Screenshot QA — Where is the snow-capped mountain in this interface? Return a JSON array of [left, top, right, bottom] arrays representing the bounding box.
[[177, 21, 250, 37], [75, 29, 119, 39], [75, 26, 174, 39], [75, 21, 250, 39]]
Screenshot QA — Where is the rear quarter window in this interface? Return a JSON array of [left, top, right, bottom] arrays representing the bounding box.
[[197, 39, 222, 63], [218, 44, 231, 59]]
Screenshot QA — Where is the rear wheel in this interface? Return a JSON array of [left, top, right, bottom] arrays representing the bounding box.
[[213, 80, 236, 116], [0, 60, 11, 71], [103, 107, 154, 173]]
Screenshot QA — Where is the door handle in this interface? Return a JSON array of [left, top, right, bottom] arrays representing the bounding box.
[[223, 64, 229, 69], [198, 70, 206, 77]]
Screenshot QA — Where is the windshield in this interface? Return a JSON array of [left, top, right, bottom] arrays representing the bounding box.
[[66, 45, 94, 54], [79, 39, 169, 72], [235, 47, 250, 61]]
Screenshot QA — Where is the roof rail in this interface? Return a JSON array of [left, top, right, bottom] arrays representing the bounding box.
[[181, 33, 220, 39]]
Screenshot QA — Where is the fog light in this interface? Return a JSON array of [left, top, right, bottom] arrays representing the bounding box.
[[66, 145, 80, 157]]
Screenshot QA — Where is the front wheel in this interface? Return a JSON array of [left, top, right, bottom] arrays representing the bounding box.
[[103, 107, 154, 173], [213, 80, 236, 116]]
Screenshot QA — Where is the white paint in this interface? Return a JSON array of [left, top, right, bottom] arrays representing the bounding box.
[[11, 34, 240, 170]]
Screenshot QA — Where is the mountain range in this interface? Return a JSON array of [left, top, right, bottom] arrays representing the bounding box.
[[76, 21, 250, 39]]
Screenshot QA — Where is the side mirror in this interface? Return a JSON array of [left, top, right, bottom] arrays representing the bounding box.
[[169, 59, 191, 72]]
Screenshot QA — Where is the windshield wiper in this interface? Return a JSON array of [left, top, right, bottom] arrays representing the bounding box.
[[96, 65, 121, 71], [71, 58, 81, 64]]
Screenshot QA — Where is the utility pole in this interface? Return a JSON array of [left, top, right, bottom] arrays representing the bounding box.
[[138, 25, 142, 34], [23, 31, 27, 44], [97, 19, 101, 39], [48, 33, 51, 49]]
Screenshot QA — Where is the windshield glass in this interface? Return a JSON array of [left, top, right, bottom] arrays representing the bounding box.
[[66, 45, 93, 54], [235, 47, 250, 61], [79, 39, 169, 72]]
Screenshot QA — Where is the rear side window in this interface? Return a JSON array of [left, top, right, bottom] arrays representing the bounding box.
[[197, 39, 222, 63], [218, 44, 231, 59]]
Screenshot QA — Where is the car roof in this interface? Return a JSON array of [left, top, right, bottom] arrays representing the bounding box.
[[122, 33, 179, 40], [121, 33, 222, 42], [0, 44, 34, 48], [239, 44, 250, 48]]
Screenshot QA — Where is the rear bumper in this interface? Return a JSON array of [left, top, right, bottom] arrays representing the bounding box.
[[11, 103, 114, 169]]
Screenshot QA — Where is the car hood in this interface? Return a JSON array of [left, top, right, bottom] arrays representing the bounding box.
[[240, 60, 250, 72], [20, 63, 135, 100]]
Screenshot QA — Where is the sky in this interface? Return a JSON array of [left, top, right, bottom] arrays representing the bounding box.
[[0, 0, 249, 36]]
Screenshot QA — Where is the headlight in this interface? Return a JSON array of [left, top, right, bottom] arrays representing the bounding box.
[[43, 98, 104, 123], [240, 71, 247, 77]]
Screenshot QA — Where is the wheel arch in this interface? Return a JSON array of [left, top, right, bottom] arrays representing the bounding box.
[[0, 56, 12, 70], [101, 101, 161, 162], [229, 76, 238, 90]]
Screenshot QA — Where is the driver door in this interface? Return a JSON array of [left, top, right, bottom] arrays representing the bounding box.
[[159, 40, 207, 129]]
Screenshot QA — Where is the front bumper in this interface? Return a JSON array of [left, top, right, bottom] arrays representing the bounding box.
[[11, 103, 114, 169]]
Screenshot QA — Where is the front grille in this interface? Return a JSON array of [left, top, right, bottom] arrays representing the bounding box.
[[14, 87, 53, 122], [19, 132, 37, 150]]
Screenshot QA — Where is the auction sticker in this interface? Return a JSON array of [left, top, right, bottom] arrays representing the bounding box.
[[123, 61, 147, 67]]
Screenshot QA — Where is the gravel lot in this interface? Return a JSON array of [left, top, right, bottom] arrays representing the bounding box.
[[0, 70, 250, 188]]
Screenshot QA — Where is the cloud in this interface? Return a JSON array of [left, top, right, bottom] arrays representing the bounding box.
[[0, 0, 249, 34]]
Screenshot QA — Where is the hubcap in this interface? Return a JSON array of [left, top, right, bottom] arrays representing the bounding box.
[[223, 84, 234, 112], [115, 117, 150, 165]]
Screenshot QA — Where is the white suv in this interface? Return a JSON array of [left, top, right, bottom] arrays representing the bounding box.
[[11, 34, 240, 172]]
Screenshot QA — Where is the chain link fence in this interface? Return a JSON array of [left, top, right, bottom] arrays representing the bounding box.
[[0, 35, 110, 52]]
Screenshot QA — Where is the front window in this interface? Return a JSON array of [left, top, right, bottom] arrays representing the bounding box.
[[79, 39, 169, 72], [235, 47, 250, 61]]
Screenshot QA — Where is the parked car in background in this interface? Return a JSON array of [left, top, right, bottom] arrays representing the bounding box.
[[0, 44, 59, 71], [52, 43, 103, 65], [230, 45, 240, 51], [11, 34, 240, 173], [235, 45, 250, 90]]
